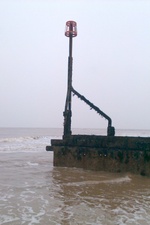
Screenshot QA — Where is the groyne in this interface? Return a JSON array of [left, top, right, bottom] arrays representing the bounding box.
[[47, 135, 150, 176], [46, 21, 150, 177]]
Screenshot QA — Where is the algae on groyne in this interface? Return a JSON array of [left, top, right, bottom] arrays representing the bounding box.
[[47, 135, 150, 176]]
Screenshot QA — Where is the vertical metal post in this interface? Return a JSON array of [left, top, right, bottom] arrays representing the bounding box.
[[63, 21, 77, 138], [63, 36, 73, 137]]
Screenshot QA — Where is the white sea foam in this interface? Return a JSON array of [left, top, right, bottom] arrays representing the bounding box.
[[20, 206, 45, 225], [0, 215, 19, 224], [64, 175, 131, 186], [26, 162, 39, 166], [0, 136, 53, 153]]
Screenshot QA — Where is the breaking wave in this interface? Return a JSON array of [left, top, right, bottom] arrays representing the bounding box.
[[0, 136, 54, 153]]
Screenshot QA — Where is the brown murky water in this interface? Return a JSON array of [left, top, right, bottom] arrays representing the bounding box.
[[0, 128, 150, 225]]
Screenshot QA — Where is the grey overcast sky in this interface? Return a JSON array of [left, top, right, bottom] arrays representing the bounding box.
[[0, 0, 150, 130]]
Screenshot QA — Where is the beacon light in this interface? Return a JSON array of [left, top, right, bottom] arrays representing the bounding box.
[[65, 21, 77, 37]]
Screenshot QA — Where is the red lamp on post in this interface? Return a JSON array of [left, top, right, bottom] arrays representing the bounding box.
[[65, 21, 77, 38]]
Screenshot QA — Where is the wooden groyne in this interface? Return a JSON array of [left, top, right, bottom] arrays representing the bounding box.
[[47, 135, 150, 176]]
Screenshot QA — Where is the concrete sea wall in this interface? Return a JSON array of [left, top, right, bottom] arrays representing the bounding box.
[[49, 135, 150, 176]]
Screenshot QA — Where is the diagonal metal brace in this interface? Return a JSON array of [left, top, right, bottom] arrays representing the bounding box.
[[71, 87, 115, 136]]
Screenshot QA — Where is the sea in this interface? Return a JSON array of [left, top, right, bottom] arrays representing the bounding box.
[[0, 128, 150, 225]]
